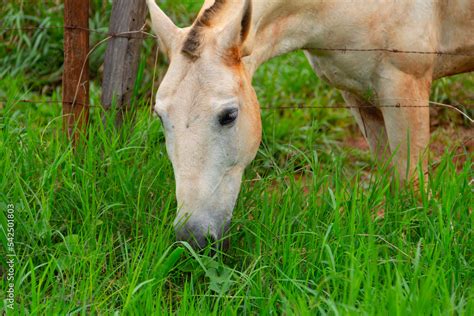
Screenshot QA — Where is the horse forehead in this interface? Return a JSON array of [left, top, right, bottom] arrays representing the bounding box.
[[166, 53, 221, 81], [165, 62, 234, 96], [156, 52, 241, 117]]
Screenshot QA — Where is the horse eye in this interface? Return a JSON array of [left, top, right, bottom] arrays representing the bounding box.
[[218, 108, 238, 126]]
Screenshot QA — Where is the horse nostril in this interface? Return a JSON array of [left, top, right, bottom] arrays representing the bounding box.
[[174, 217, 231, 250], [176, 229, 220, 250], [175, 221, 210, 249]]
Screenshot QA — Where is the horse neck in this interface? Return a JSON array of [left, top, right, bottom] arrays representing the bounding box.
[[242, 0, 328, 74]]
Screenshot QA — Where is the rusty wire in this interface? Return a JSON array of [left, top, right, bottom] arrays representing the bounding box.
[[2, 25, 474, 56], [0, 25, 153, 39], [1, 98, 472, 111]]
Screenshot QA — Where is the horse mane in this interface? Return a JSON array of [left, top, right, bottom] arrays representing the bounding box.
[[182, 0, 227, 60]]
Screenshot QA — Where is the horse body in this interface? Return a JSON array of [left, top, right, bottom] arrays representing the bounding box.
[[242, 0, 474, 78], [147, 0, 473, 248], [243, 0, 473, 172]]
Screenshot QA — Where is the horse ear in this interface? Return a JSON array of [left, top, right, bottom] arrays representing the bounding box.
[[146, 0, 181, 57], [239, 0, 252, 44], [217, 0, 252, 55]]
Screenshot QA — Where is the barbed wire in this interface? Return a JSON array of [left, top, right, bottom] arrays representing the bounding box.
[[0, 99, 102, 108], [2, 25, 474, 56], [0, 25, 154, 39], [311, 47, 474, 57], [1, 98, 472, 119], [2, 98, 472, 109]]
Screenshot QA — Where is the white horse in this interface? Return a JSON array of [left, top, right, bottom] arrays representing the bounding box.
[[146, 0, 474, 248]]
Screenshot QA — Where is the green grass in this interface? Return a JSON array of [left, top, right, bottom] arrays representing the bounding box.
[[1, 73, 473, 314], [1, 0, 474, 314]]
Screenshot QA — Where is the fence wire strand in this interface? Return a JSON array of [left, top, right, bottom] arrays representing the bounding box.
[[2, 25, 474, 56], [1, 98, 473, 122], [1, 25, 155, 39]]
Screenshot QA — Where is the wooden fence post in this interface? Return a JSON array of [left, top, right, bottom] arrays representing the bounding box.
[[63, 0, 90, 141], [101, 0, 148, 125]]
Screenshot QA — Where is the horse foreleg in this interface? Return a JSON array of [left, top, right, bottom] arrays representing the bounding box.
[[377, 72, 431, 182], [342, 91, 390, 162]]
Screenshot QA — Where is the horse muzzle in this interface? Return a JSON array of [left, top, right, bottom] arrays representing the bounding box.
[[174, 214, 231, 250]]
